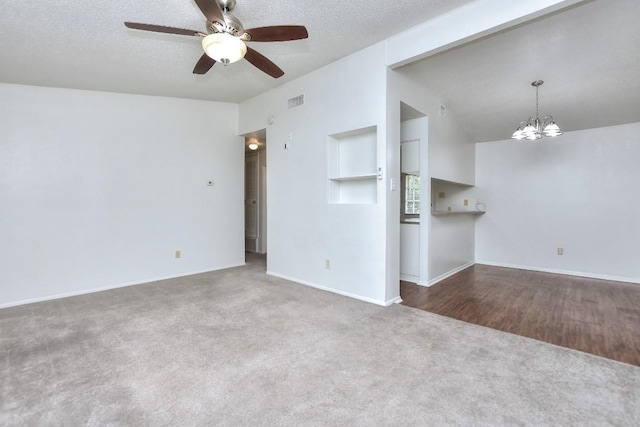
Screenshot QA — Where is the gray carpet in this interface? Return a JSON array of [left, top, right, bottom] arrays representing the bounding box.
[[1, 259, 638, 426]]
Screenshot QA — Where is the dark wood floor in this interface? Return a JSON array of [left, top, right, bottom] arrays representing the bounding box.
[[401, 265, 640, 366]]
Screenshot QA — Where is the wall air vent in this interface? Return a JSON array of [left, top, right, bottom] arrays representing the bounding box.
[[288, 94, 305, 109]]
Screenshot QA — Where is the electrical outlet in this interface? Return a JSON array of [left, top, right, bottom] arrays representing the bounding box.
[[464, 199, 469, 206], [439, 192, 445, 199], [557, 248, 563, 255], [175, 250, 181, 259], [325, 259, 331, 269]]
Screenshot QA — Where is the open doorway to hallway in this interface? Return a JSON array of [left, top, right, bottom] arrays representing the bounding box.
[[243, 130, 267, 267]]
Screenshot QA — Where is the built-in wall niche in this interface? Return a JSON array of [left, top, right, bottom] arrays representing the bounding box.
[[328, 126, 378, 204], [431, 178, 485, 216]]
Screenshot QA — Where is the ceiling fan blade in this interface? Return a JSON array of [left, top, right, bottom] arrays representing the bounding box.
[[241, 25, 308, 42], [124, 22, 204, 37], [194, 0, 225, 24], [244, 47, 284, 78], [193, 54, 216, 74]]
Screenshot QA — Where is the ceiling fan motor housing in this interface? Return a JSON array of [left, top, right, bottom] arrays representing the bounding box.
[[208, 12, 244, 35]]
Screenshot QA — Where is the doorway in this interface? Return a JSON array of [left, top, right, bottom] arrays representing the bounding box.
[[399, 102, 428, 287], [243, 130, 267, 267]]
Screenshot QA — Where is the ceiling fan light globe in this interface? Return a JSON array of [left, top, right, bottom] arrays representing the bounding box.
[[202, 33, 247, 64]]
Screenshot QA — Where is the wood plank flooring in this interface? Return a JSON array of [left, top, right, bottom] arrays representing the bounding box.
[[400, 265, 640, 366]]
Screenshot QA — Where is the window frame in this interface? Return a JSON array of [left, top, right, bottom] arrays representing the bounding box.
[[401, 173, 420, 220]]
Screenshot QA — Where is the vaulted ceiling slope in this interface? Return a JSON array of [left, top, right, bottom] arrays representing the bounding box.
[[401, 0, 640, 142]]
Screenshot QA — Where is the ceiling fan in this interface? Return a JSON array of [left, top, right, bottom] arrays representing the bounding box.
[[124, 0, 308, 78]]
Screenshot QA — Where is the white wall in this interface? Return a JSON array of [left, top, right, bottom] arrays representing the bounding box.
[[0, 83, 245, 307], [429, 214, 476, 283], [427, 112, 476, 283], [239, 43, 390, 305], [476, 122, 640, 283]]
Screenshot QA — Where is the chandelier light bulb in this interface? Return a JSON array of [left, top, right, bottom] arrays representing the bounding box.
[[523, 122, 537, 135], [511, 128, 525, 140], [543, 119, 563, 137]]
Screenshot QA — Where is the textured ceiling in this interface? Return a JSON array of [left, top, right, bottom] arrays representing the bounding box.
[[0, 0, 473, 103], [400, 0, 640, 142], [3, 0, 638, 142]]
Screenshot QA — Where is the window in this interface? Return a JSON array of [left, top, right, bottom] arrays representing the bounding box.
[[404, 174, 420, 215]]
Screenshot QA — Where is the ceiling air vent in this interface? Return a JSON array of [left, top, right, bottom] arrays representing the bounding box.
[[288, 94, 305, 109]]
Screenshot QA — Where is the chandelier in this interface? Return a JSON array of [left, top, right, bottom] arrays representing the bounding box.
[[511, 80, 562, 140]]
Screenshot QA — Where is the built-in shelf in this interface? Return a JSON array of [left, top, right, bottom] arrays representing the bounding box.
[[328, 126, 377, 204], [431, 210, 485, 216], [329, 173, 377, 182]]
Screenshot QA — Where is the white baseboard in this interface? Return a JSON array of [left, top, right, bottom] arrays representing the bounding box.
[[475, 261, 640, 284], [387, 296, 403, 306], [0, 263, 246, 309], [400, 274, 419, 283], [426, 261, 475, 287], [266, 271, 391, 307]]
